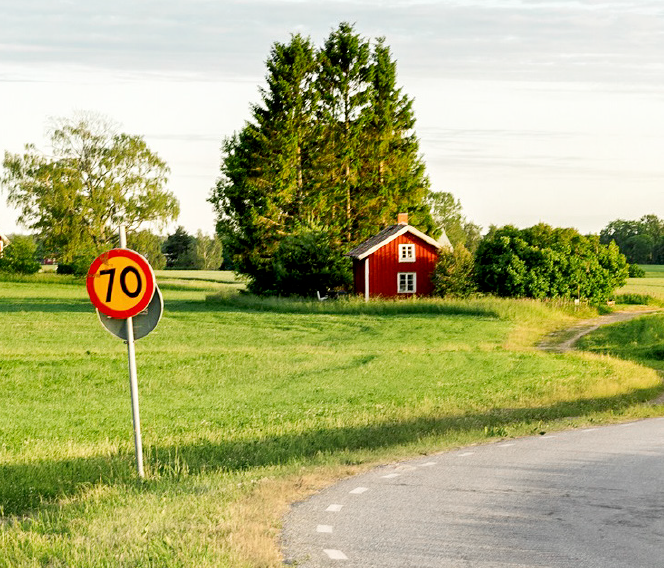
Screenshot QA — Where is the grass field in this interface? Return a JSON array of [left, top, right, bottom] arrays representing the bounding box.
[[578, 313, 664, 374], [639, 265, 664, 278], [1, 272, 663, 567]]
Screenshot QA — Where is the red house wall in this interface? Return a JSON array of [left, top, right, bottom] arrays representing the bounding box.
[[354, 233, 439, 298], [353, 258, 366, 296]]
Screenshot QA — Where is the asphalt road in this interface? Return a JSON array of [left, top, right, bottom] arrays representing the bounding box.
[[282, 419, 664, 567]]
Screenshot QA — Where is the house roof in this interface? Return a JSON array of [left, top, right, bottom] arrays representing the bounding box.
[[346, 224, 445, 260]]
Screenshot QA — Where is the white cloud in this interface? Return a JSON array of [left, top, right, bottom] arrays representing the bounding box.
[[2, 1, 662, 85]]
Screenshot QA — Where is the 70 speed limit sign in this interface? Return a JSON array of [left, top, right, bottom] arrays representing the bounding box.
[[86, 230, 160, 480], [86, 248, 156, 319]]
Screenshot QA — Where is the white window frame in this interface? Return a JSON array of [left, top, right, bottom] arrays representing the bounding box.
[[397, 272, 416, 294], [399, 243, 416, 262]]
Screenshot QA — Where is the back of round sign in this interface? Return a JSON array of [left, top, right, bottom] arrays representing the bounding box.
[[97, 286, 163, 341]]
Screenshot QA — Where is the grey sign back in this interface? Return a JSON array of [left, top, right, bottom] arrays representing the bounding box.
[[97, 286, 163, 340]]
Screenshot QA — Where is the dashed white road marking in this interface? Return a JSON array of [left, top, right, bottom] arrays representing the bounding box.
[[324, 549, 348, 560], [349, 487, 368, 494], [458, 452, 474, 457], [317, 525, 333, 533], [326, 504, 343, 512], [498, 443, 515, 447], [381, 473, 401, 479], [621, 423, 636, 427], [540, 435, 557, 439], [420, 461, 437, 466], [582, 428, 598, 432]]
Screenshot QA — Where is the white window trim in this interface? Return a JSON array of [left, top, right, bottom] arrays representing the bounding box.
[[399, 243, 416, 263], [397, 272, 417, 294]]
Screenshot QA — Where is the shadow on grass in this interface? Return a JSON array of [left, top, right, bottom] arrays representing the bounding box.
[[2, 385, 661, 518]]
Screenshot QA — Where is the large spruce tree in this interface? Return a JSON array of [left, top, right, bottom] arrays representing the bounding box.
[[211, 34, 318, 286], [361, 38, 435, 240], [315, 22, 372, 242], [210, 23, 435, 295]]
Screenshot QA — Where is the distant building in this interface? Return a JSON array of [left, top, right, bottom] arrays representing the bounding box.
[[346, 214, 451, 299], [0, 233, 10, 257]]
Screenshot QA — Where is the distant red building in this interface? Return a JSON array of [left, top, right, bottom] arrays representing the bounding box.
[[346, 214, 451, 299], [0, 233, 9, 257]]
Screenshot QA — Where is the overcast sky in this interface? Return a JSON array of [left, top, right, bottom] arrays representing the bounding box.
[[1, 0, 662, 237]]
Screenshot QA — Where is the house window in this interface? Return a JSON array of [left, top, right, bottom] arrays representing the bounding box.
[[399, 243, 415, 262], [397, 272, 416, 294]]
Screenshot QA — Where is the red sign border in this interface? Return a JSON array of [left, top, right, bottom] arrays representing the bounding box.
[[86, 249, 156, 319]]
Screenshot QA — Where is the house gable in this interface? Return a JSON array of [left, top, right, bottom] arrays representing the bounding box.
[[347, 224, 442, 260]]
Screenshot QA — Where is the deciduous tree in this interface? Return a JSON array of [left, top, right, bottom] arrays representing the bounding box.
[[600, 214, 664, 264], [426, 191, 481, 252], [127, 230, 166, 270], [2, 113, 179, 263], [194, 231, 223, 270]]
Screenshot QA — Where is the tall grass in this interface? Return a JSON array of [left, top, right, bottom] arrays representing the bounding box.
[[206, 289, 596, 320]]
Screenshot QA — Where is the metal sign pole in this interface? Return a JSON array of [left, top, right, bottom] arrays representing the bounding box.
[[119, 226, 145, 478]]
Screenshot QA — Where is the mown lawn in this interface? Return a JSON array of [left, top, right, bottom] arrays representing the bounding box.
[[1, 274, 663, 567]]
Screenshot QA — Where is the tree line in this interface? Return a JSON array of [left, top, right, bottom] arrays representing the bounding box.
[[599, 214, 664, 265], [0, 228, 222, 275]]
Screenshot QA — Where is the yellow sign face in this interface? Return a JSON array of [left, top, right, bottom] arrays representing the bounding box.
[[86, 249, 155, 318]]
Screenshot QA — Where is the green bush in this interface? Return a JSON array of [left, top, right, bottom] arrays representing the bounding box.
[[628, 264, 646, 278], [250, 226, 351, 297], [56, 253, 97, 276], [0, 235, 41, 274], [474, 224, 628, 303], [432, 245, 476, 298]]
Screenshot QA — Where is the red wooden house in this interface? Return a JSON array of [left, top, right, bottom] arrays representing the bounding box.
[[346, 214, 451, 299]]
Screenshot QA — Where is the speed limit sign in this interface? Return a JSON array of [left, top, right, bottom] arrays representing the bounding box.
[[86, 249, 156, 319]]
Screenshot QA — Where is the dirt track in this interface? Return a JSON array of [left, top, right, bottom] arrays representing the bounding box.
[[538, 309, 661, 353]]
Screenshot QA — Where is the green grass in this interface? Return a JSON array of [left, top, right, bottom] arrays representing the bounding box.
[[1, 275, 663, 566], [577, 313, 664, 373], [617, 265, 664, 306], [639, 264, 664, 278]]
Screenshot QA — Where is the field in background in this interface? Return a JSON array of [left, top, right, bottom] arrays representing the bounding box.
[[619, 265, 664, 304], [1, 272, 663, 567], [581, 265, 664, 373], [640, 265, 664, 278]]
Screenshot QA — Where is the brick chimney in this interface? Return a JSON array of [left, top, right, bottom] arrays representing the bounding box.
[[397, 213, 409, 225]]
